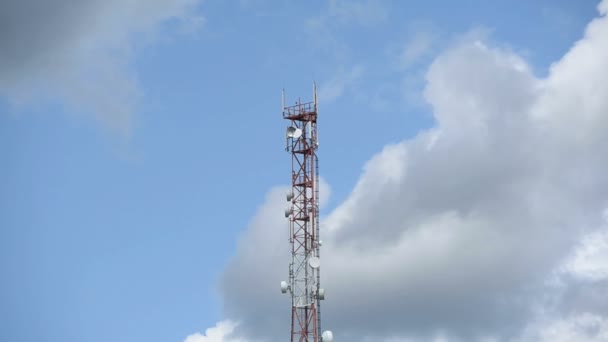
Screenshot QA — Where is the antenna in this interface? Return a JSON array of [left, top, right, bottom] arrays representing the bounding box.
[[313, 81, 317, 111], [313, 82, 319, 148], [282, 88, 286, 115], [281, 86, 332, 342], [286, 126, 303, 139], [309, 256, 321, 269]]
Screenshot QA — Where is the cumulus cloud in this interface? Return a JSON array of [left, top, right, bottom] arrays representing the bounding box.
[[219, 178, 332, 341], [524, 216, 608, 342], [208, 1, 608, 341], [518, 313, 608, 342], [563, 229, 608, 281], [184, 321, 243, 342], [0, 0, 203, 134]]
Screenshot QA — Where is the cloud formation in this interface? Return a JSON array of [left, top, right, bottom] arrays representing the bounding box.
[[184, 321, 243, 342], [396, 30, 436, 70], [518, 313, 608, 342], [318, 65, 365, 103], [305, 0, 389, 104], [194, 1, 608, 341], [0, 0, 203, 134], [307, 0, 388, 31]]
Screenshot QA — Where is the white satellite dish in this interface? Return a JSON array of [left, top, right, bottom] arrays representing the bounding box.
[[322, 330, 333, 342], [309, 256, 320, 269], [318, 288, 325, 300], [280, 281, 288, 293], [284, 208, 291, 218], [286, 126, 302, 139], [286, 191, 293, 201]]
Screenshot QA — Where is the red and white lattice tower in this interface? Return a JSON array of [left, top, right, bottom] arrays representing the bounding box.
[[280, 84, 333, 342]]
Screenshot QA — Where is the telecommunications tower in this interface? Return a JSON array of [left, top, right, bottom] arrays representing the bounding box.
[[280, 84, 333, 342]]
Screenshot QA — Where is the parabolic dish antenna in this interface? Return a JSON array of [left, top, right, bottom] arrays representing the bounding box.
[[309, 256, 320, 269], [286, 126, 302, 139]]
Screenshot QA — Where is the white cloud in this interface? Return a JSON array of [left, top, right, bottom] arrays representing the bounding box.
[[325, 0, 388, 26], [563, 229, 608, 281], [398, 31, 436, 69], [318, 65, 365, 103], [0, 0, 203, 135], [305, 1, 388, 104], [307, 0, 388, 30], [184, 321, 244, 342], [213, 1, 608, 341], [306, 0, 388, 61], [518, 313, 608, 342]]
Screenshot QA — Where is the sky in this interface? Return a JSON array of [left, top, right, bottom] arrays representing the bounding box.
[[1, 0, 608, 341]]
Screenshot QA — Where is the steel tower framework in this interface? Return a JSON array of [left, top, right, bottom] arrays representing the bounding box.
[[282, 85, 325, 342]]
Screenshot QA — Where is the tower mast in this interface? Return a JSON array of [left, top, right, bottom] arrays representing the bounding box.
[[280, 84, 332, 342]]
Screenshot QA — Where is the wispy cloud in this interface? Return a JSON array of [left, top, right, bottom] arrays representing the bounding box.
[[306, 0, 388, 59], [325, 0, 389, 26], [318, 65, 365, 103], [396, 30, 436, 69], [304, 0, 389, 104]]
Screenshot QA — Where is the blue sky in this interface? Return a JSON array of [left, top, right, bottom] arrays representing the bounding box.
[[1, 1, 607, 341]]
